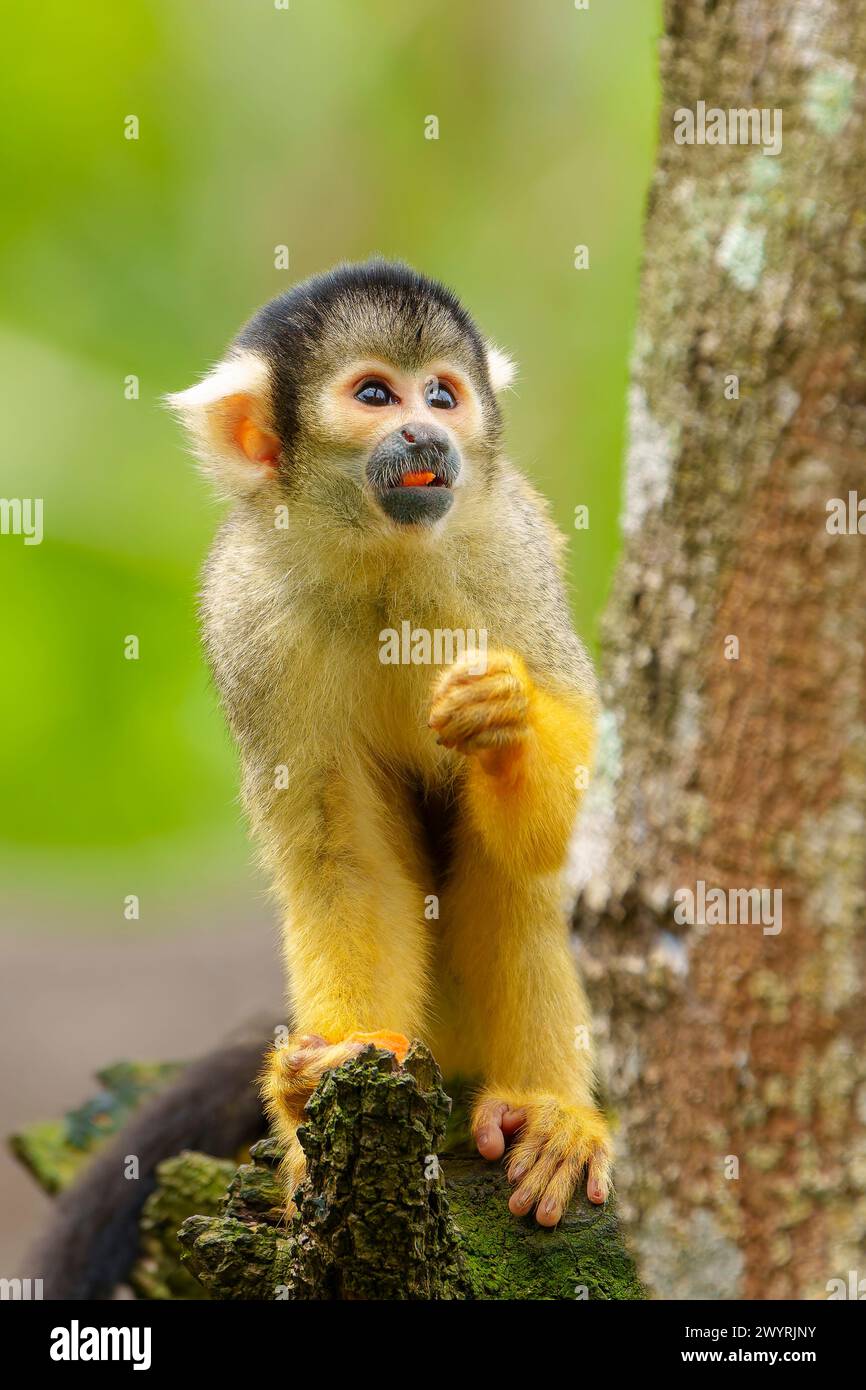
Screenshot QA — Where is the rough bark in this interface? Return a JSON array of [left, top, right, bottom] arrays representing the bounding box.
[[271, 1041, 472, 1300], [132, 1151, 237, 1300], [573, 0, 866, 1299], [176, 1141, 295, 1301]]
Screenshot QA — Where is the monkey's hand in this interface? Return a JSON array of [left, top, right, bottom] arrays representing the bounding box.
[[472, 1091, 612, 1226], [428, 650, 532, 773], [429, 650, 595, 872], [261, 1030, 410, 1123]]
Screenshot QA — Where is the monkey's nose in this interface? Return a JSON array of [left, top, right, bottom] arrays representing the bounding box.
[[398, 421, 448, 451]]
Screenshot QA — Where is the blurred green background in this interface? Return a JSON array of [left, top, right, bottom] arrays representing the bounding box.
[[0, 0, 658, 916]]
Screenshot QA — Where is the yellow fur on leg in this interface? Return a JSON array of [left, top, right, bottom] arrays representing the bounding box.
[[264, 759, 432, 1043], [255, 758, 430, 1216], [438, 859, 613, 1222]]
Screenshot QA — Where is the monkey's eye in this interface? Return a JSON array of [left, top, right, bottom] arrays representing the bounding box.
[[355, 379, 397, 407], [424, 379, 457, 410]]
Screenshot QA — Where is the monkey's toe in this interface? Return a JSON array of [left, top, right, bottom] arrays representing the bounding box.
[[472, 1096, 527, 1160]]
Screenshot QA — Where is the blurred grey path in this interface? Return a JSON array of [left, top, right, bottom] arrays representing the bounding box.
[[0, 903, 281, 1275]]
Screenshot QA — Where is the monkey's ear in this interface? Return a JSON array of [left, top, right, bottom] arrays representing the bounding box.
[[485, 343, 517, 393], [164, 352, 281, 496]]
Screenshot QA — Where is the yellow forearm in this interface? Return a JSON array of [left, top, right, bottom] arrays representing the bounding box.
[[463, 679, 595, 874]]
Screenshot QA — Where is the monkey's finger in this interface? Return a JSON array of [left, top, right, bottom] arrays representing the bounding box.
[[457, 725, 528, 755], [432, 667, 524, 705], [431, 707, 527, 749], [432, 702, 527, 750], [433, 652, 521, 696], [587, 1147, 612, 1205], [429, 672, 526, 726], [534, 1159, 581, 1227], [472, 1098, 510, 1160], [501, 1107, 527, 1136], [429, 691, 517, 732]]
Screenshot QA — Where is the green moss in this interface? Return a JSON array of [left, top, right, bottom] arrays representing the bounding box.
[[132, 1151, 237, 1300], [445, 1154, 645, 1300]]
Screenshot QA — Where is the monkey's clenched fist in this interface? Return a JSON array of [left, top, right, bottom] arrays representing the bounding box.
[[429, 651, 531, 768]]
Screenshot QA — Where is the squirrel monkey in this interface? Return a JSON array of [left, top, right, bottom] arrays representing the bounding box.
[[168, 260, 611, 1227]]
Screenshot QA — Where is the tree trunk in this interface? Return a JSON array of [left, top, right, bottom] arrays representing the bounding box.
[[574, 0, 866, 1299]]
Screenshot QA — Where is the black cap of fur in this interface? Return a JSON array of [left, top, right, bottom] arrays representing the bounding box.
[[235, 259, 500, 461]]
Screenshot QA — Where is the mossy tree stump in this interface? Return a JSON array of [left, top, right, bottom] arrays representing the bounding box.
[[176, 1041, 643, 1300]]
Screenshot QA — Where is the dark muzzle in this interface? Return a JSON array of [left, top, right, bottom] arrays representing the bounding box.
[[366, 422, 460, 525]]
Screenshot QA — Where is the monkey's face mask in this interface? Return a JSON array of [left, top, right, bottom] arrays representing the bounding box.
[[304, 313, 512, 532], [312, 353, 492, 531]]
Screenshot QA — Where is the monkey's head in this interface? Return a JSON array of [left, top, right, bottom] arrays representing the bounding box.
[[167, 260, 515, 539]]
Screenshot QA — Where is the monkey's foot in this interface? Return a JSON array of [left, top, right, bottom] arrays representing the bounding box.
[[471, 1091, 612, 1227], [429, 651, 531, 770], [261, 1030, 410, 1125], [261, 1030, 410, 1216]]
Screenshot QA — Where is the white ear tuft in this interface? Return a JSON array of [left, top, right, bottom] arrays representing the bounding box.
[[164, 351, 277, 497], [486, 343, 517, 393]]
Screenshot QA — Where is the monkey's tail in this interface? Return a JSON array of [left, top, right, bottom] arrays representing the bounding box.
[[26, 1019, 271, 1300]]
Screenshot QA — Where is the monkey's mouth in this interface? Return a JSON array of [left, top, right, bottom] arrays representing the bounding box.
[[376, 476, 454, 525], [366, 432, 460, 526], [374, 461, 455, 526]]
